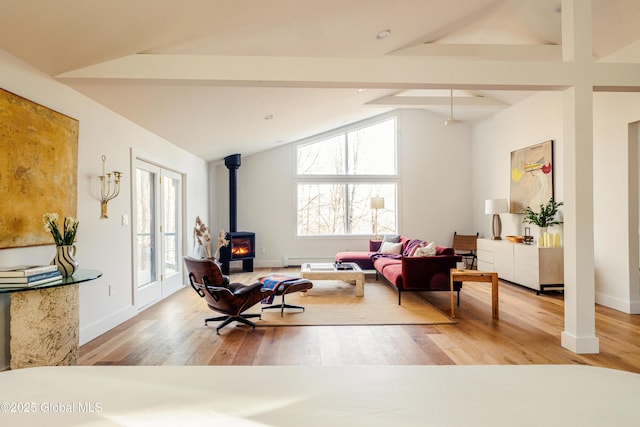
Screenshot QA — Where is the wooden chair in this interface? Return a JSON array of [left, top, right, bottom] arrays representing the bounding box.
[[452, 232, 479, 270], [183, 256, 273, 334]]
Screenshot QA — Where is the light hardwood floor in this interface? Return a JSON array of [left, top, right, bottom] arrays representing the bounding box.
[[80, 268, 640, 372]]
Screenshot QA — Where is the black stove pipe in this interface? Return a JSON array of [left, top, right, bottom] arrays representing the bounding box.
[[224, 154, 241, 232]]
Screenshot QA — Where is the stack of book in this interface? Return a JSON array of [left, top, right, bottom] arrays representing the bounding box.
[[0, 265, 63, 288]]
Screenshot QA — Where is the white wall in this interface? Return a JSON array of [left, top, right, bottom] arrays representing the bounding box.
[[472, 89, 640, 314], [471, 92, 565, 239], [0, 49, 209, 370], [213, 109, 474, 267], [593, 92, 640, 313]]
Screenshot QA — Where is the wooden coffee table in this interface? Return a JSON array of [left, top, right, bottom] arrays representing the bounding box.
[[449, 268, 499, 319], [300, 262, 365, 297]]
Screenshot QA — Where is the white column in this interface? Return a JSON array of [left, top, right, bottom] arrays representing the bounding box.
[[560, 0, 599, 353]]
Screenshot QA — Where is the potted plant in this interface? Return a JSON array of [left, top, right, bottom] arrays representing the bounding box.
[[522, 198, 564, 228]]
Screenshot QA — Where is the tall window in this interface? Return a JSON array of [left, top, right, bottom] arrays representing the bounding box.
[[296, 117, 397, 236]]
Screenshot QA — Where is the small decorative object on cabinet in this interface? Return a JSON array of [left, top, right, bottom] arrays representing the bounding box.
[[505, 235, 524, 243], [523, 227, 534, 245]]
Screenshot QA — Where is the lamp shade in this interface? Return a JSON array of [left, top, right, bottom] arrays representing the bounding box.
[[485, 198, 508, 215], [370, 197, 385, 209]]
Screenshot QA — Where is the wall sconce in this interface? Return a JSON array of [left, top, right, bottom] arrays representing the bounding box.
[[99, 155, 122, 218], [370, 196, 385, 240]]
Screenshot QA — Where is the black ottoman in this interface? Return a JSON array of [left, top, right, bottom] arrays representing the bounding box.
[[260, 276, 313, 317]]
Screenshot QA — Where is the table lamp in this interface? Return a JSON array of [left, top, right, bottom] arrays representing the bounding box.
[[485, 198, 508, 240]]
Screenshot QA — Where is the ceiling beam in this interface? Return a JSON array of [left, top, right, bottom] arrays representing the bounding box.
[[365, 95, 507, 107], [57, 54, 573, 90], [57, 53, 640, 91], [390, 43, 562, 61]]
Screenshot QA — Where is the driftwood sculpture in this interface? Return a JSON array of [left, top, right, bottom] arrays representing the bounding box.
[[193, 216, 212, 259]]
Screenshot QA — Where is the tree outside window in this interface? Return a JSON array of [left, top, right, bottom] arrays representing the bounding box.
[[296, 117, 397, 236]]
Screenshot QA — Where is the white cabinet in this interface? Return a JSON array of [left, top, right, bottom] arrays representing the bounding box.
[[477, 239, 563, 292], [493, 243, 515, 282], [478, 239, 511, 278]]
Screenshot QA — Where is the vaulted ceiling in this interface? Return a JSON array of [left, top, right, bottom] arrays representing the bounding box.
[[1, 0, 640, 161]]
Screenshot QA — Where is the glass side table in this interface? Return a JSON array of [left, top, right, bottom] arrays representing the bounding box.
[[4, 269, 102, 370]]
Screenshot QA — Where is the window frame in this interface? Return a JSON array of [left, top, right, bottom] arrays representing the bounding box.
[[295, 115, 399, 237]]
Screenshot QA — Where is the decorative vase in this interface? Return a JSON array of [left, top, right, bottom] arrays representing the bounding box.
[[51, 245, 79, 277]]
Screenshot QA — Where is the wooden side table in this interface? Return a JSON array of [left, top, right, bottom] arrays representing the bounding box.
[[449, 268, 499, 320]]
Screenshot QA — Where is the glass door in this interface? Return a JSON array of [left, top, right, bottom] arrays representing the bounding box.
[[134, 160, 183, 309], [161, 169, 182, 292]]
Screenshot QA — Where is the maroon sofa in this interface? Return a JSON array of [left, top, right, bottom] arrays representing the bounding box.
[[335, 236, 462, 305]]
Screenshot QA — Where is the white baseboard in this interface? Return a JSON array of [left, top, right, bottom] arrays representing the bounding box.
[[561, 331, 600, 354], [80, 305, 137, 346], [630, 300, 640, 314], [253, 260, 287, 268], [80, 284, 188, 346], [595, 291, 640, 314], [282, 256, 334, 267]]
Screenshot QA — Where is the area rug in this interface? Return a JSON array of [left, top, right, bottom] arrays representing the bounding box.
[[246, 279, 455, 326]]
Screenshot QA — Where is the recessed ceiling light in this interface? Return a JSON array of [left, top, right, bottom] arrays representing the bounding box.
[[376, 29, 391, 40]]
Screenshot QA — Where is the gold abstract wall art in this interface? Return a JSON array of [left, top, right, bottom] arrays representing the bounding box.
[[510, 140, 554, 214], [0, 88, 79, 248]]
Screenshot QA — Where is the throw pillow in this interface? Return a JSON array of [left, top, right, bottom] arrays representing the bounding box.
[[405, 240, 426, 257], [414, 242, 437, 257], [382, 234, 401, 244], [379, 241, 402, 255]]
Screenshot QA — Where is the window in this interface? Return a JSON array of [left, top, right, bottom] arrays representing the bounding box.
[[296, 117, 397, 236]]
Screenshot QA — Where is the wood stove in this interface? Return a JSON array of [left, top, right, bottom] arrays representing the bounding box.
[[219, 154, 255, 275], [220, 231, 255, 274]]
